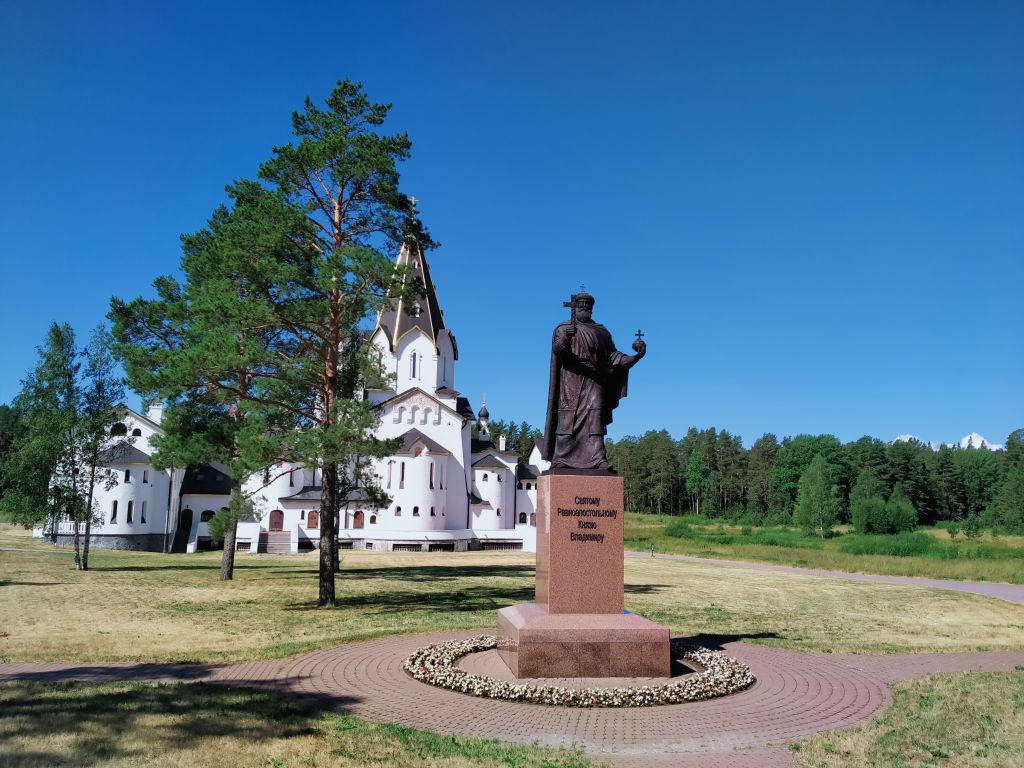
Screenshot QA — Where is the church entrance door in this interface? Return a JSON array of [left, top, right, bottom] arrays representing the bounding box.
[[353, 510, 364, 529], [269, 509, 284, 532]]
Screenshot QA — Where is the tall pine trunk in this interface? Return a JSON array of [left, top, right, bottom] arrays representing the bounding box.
[[220, 519, 238, 580], [319, 462, 339, 605], [219, 484, 240, 581]]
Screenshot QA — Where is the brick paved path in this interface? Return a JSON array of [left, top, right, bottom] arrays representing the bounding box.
[[3, 632, 1022, 768], [627, 550, 1024, 605]]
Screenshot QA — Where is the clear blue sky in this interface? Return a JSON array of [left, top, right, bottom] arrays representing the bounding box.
[[1, 1, 1020, 447]]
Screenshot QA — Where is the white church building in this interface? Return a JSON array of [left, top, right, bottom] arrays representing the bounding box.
[[39, 243, 546, 554]]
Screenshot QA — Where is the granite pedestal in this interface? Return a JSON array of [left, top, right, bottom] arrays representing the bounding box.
[[497, 472, 671, 678]]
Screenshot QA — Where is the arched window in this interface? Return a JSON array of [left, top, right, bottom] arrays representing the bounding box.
[[410, 351, 417, 378], [141, 501, 147, 524], [126, 501, 134, 523], [289, 470, 294, 487], [497, 475, 502, 482], [429, 463, 434, 489], [400, 462, 405, 489], [110, 500, 118, 523], [496, 508, 501, 516], [307, 510, 319, 529], [142, 470, 148, 484], [131, 428, 142, 437], [200, 510, 215, 522], [395, 506, 402, 516], [124, 469, 131, 482], [517, 482, 523, 489], [387, 461, 394, 489], [413, 506, 420, 516], [430, 506, 436, 517], [519, 512, 527, 524], [482, 473, 488, 482], [111, 423, 127, 436], [300, 510, 305, 520], [369, 515, 377, 524], [527, 483, 533, 491]]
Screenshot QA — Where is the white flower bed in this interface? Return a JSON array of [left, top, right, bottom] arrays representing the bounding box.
[[403, 635, 755, 708]]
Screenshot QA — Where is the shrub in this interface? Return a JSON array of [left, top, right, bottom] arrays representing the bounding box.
[[964, 515, 983, 539], [839, 532, 940, 558], [851, 496, 888, 534]]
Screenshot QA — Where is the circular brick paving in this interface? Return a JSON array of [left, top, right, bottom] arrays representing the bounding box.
[[4, 632, 1022, 767]]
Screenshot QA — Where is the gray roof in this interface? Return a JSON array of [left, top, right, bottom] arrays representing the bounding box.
[[98, 444, 150, 466], [469, 492, 484, 505], [517, 464, 540, 480], [181, 464, 233, 495], [400, 428, 449, 455], [373, 242, 456, 358], [472, 454, 507, 469], [470, 437, 493, 454], [280, 486, 371, 503], [279, 485, 322, 501], [456, 397, 474, 419]]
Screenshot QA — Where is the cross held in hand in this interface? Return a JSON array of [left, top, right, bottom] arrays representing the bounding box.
[[635, 329, 645, 343]]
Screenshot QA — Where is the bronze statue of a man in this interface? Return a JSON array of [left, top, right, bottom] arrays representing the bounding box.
[[541, 290, 646, 472]]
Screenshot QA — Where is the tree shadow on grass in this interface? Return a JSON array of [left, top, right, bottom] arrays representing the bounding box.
[[286, 583, 535, 614], [340, 564, 535, 581], [0, 680, 357, 767]]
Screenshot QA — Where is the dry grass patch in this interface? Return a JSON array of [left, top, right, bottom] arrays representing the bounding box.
[[0, 680, 594, 767], [5, 525, 1024, 662], [795, 671, 1024, 767], [624, 558, 1024, 654]]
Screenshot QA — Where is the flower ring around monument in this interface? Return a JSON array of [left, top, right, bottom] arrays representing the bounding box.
[[403, 635, 755, 708]]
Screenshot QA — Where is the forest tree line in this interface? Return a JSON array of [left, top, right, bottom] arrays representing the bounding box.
[[606, 428, 1024, 533]]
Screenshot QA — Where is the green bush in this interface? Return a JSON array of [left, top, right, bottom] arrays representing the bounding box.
[[839, 532, 942, 558]]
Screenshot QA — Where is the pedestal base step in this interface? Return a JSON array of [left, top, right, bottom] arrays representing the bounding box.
[[497, 603, 671, 678]]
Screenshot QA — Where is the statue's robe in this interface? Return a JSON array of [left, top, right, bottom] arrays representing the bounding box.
[[541, 320, 629, 470]]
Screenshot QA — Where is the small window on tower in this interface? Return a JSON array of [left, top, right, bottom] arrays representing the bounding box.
[[132, 428, 142, 437], [395, 506, 402, 516], [110, 501, 118, 523], [413, 506, 420, 516], [124, 469, 131, 482], [127, 501, 134, 523], [430, 506, 435, 516], [141, 501, 147, 524], [482, 473, 488, 482]]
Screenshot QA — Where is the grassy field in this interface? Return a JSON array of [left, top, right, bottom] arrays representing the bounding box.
[[4, 524, 1024, 661], [0, 680, 595, 768], [625, 513, 1024, 584], [796, 671, 1024, 767]]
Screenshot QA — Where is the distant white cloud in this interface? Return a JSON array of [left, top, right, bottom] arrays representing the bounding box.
[[890, 432, 1003, 451]]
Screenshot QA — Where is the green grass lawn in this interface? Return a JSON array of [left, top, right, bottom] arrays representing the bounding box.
[[0, 680, 595, 768], [625, 513, 1024, 584], [796, 670, 1024, 767]]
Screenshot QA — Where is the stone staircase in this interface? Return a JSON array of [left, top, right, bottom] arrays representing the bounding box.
[[257, 531, 292, 554]]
